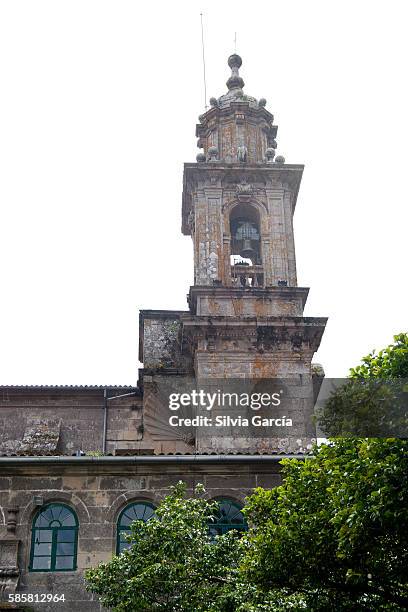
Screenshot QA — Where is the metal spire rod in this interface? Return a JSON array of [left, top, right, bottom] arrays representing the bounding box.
[[200, 13, 208, 110]]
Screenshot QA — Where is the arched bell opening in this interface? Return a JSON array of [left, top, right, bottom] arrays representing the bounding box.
[[229, 203, 264, 287]]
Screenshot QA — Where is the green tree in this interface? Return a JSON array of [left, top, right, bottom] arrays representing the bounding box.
[[243, 438, 408, 611], [317, 333, 408, 437], [85, 482, 246, 612], [349, 333, 408, 379], [243, 333, 408, 611]]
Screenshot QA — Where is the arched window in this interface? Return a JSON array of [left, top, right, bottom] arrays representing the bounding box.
[[30, 504, 78, 572], [209, 499, 248, 537], [116, 501, 156, 554], [230, 203, 261, 266], [229, 203, 264, 287]]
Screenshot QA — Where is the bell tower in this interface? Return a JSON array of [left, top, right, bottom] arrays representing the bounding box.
[[181, 55, 326, 383], [139, 55, 327, 454], [183, 54, 299, 290]]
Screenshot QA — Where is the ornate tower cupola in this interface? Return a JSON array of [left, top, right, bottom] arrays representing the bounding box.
[[195, 54, 278, 164]]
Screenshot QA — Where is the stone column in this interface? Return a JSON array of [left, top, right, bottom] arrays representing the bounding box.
[[266, 186, 289, 284], [283, 188, 297, 286]]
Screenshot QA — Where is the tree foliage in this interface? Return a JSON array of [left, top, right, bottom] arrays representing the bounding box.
[[243, 333, 408, 610], [349, 333, 408, 379], [317, 333, 408, 437], [85, 482, 246, 611], [243, 438, 408, 611]]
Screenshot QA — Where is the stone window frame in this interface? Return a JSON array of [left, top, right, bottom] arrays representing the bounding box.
[[222, 196, 268, 233], [29, 503, 78, 572], [116, 500, 157, 555], [19, 491, 89, 573]]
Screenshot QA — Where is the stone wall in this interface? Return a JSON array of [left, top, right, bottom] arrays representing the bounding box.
[[139, 311, 190, 372], [0, 388, 144, 457], [0, 456, 283, 611]]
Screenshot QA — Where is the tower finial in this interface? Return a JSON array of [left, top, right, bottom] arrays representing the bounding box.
[[226, 54, 245, 91]]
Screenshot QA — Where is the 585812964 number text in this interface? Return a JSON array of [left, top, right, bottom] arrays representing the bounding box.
[[9, 593, 65, 603]]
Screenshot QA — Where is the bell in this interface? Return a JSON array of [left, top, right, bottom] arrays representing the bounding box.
[[240, 239, 255, 259]]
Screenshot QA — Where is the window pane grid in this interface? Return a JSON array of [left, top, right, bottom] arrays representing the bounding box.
[[210, 499, 248, 537], [30, 504, 78, 572], [116, 502, 156, 554]]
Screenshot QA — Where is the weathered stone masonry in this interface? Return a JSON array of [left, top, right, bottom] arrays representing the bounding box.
[[0, 54, 326, 611], [0, 455, 285, 611]]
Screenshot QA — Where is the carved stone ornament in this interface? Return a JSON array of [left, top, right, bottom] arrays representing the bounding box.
[[236, 180, 253, 201], [187, 210, 195, 233], [0, 539, 20, 596], [237, 144, 248, 162], [6, 508, 18, 534]]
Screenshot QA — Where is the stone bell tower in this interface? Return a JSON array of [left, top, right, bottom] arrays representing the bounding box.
[[181, 54, 327, 383], [139, 55, 327, 454]]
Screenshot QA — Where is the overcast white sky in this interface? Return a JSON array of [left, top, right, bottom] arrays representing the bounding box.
[[0, 0, 407, 385]]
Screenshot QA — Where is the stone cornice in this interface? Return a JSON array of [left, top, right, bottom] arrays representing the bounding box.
[[0, 455, 303, 475], [188, 285, 310, 313], [180, 315, 327, 353]]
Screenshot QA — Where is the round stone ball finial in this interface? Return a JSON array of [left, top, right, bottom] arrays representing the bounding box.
[[207, 145, 219, 161], [226, 54, 245, 91], [228, 54, 242, 69], [209, 97, 218, 107], [196, 152, 206, 163], [265, 148, 275, 162], [275, 155, 286, 164], [259, 98, 267, 107]]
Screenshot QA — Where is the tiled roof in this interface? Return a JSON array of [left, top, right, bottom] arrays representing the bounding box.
[[0, 385, 138, 390], [155, 450, 307, 456], [0, 450, 308, 458]]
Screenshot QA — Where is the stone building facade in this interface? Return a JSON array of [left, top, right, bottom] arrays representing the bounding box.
[[0, 55, 326, 610]]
